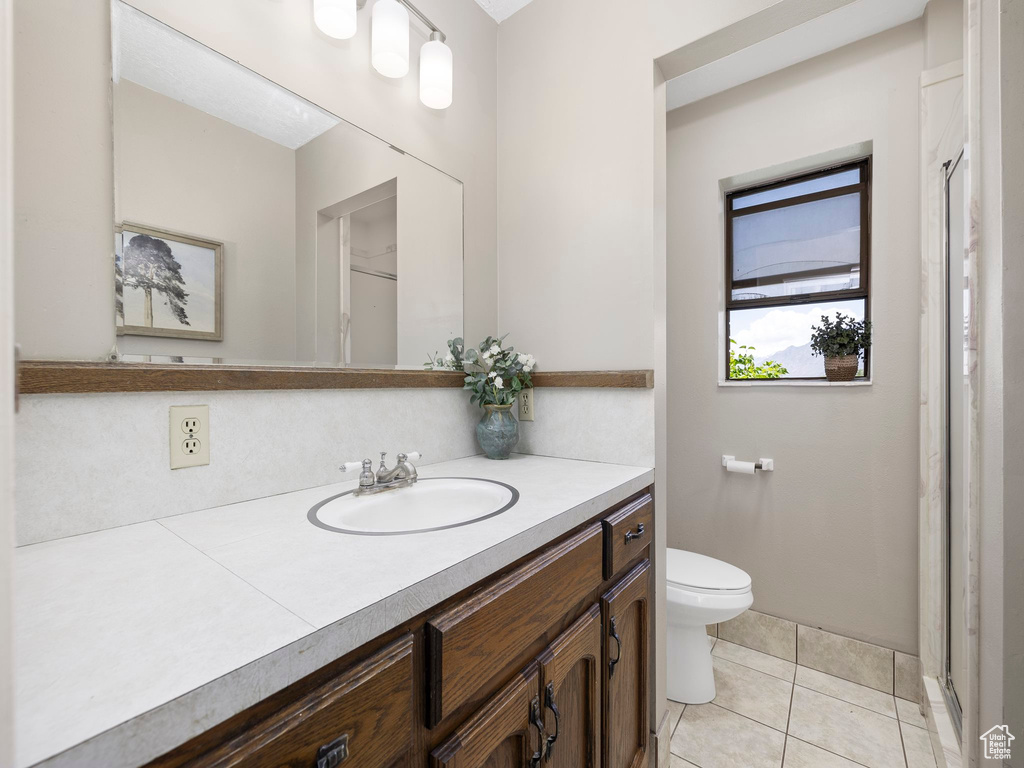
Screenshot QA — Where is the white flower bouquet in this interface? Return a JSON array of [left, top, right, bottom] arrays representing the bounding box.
[[462, 335, 535, 407]]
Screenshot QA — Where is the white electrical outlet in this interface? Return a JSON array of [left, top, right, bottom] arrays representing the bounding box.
[[170, 405, 210, 469], [518, 390, 535, 422]]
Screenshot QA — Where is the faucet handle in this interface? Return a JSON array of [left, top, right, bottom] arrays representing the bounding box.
[[405, 451, 422, 462], [340, 461, 365, 473]]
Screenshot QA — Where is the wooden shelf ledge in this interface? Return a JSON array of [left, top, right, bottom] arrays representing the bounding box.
[[17, 361, 654, 395]]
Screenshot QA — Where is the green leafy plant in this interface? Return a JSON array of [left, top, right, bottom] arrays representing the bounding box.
[[809, 313, 872, 358], [729, 340, 789, 379], [462, 335, 536, 407], [424, 337, 466, 371]]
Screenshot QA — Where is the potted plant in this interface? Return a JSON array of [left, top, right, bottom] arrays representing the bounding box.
[[424, 337, 466, 371], [461, 335, 536, 459], [810, 313, 872, 382]]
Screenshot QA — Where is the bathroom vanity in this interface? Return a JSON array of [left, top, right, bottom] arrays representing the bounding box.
[[14, 455, 654, 768], [152, 488, 652, 768]]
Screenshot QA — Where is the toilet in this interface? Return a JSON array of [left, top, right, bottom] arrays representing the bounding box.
[[666, 548, 753, 704]]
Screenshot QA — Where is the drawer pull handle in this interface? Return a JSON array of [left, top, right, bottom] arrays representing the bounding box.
[[625, 523, 645, 543], [316, 734, 349, 768], [544, 681, 561, 759], [608, 616, 622, 678], [530, 696, 545, 768]]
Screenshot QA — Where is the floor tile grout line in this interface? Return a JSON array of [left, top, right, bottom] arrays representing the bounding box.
[[897, 715, 912, 768], [780, 674, 797, 767], [710, 646, 797, 683], [785, 735, 875, 768], [790, 684, 897, 720], [701, 699, 791, 736]]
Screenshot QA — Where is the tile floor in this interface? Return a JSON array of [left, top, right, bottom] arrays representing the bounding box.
[[668, 637, 938, 768]]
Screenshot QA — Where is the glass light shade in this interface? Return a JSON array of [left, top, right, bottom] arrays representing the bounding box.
[[371, 0, 410, 78], [314, 0, 357, 40], [419, 39, 453, 109]]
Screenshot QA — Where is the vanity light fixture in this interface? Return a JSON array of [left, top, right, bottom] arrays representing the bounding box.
[[419, 31, 453, 110], [371, 0, 410, 78], [314, 0, 358, 40], [318, 0, 452, 108]]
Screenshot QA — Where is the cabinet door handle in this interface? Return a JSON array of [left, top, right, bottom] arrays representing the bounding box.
[[316, 734, 349, 768], [608, 616, 622, 678], [624, 523, 645, 543], [543, 681, 561, 760], [530, 696, 545, 768]]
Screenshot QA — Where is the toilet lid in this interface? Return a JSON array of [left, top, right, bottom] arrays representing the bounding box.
[[666, 548, 751, 592]]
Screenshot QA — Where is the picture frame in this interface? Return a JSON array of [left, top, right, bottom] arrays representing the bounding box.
[[116, 222, 224, 341]]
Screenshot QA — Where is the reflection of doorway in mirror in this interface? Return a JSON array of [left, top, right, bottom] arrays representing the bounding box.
[[346, 196, 398, 366]]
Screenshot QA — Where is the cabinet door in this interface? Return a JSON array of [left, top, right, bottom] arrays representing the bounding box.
[[431, 662, 543, 768], [427, 524, 602, 725], [538, 604, 602, 768], [601, 561, 650, 768], [190, 634, 414, 768]]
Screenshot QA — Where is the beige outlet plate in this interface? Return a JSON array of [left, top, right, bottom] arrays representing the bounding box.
[[169, 405, 210, 469], [518, 390, 535, 422]]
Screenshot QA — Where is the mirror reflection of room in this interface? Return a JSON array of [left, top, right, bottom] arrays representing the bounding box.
[[346, 195, 398, 366], [109, 0, 462, 367]]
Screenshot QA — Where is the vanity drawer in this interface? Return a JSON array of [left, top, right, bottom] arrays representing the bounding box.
[[426, 523, 603, 726], [199, 634, 414, 768], [602, 494, 653, 579]]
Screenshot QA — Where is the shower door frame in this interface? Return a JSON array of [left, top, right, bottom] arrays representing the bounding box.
[[940, 147, 966, 741]]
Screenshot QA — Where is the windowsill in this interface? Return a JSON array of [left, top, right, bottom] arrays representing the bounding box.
[[718, 379, 872, 387]]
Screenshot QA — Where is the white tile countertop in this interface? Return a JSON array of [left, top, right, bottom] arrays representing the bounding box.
[[14, 453, 654, 768]]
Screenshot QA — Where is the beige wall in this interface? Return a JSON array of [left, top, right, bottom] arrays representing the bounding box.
[[1, 0, 15, 760], [13, 0, 114, 359], [114, 80, 297, 361], [497, 0, 656, 370], [923, 0, 962, 69], [14, 0, 496, 360], [666, 22, 924, 653]]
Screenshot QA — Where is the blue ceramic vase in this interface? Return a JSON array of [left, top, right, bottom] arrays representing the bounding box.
[[476, 403, 519, 459]]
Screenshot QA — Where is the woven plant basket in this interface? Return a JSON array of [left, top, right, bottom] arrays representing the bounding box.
[[824, 354, 859, 382]]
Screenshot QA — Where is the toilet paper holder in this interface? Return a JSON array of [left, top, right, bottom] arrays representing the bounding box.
[[722, 455, 774, 472]]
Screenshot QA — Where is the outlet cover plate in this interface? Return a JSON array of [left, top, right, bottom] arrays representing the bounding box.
[[518, 390, 535, 422], [170, 405, 210, 469]]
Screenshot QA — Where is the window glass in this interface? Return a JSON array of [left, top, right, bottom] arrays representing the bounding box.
[[731, 168, 860, 210], [731, 192, 861, 290], [728, 299, 867, 379]]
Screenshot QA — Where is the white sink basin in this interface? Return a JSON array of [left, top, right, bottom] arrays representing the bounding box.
[[307, 477, 519, 535]]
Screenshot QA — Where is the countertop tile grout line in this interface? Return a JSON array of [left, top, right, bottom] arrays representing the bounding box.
[[155, 519, 318, 630]]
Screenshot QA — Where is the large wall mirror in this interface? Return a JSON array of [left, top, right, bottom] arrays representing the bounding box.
[[111, 1, 463, 368]]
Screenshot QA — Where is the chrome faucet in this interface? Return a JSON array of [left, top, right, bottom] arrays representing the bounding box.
[[341, 451, 421, 495]]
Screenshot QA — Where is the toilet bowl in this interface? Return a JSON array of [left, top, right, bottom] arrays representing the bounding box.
[[666, 548, 753, 704]]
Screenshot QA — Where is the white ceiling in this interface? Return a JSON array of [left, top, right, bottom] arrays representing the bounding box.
[[666, 0, 929, 111], [473, 0, 535, 23], [113, 1, 340, 150]]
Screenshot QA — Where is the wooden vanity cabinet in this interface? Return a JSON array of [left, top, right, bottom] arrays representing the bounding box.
[[537, 605, 603, 768], [175, 634, 415, 768], [146, 488, 653, 768], [431, 605, 603, 768], [602, 561, 651, 768], [430, 662, 544, 768]]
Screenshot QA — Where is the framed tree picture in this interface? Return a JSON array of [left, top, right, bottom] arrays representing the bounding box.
[[116, 223, 223, 341]]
